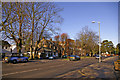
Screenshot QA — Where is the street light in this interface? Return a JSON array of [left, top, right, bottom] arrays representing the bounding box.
[[92, 21, 101, 63]]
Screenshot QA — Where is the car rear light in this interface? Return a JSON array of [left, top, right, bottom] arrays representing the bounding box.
[[73, 57, 75, 59]]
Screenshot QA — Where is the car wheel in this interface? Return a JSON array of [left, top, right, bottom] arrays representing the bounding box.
[[25, 59, 28, 62], [13, 60, 17, 64]]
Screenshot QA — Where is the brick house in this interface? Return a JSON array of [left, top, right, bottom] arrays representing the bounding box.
[[37, 37, 82, 58], [37, 37, 63, 58]]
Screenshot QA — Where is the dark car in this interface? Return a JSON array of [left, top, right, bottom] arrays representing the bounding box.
[[48, 55, 57, 60], [53, 55, 57, 59], [69, 55, 80, 61], [49, 56, 54, 60], [86, 53, 89, 56], [93, 54, 97, 57], [95, 55, 102, 59], [62, 55, 67, 58]]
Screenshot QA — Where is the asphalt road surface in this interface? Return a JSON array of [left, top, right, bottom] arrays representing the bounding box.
[[2, 57, 117, 78]]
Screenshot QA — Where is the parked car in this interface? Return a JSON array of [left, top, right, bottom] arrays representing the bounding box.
[[69, 55, 80, 61], [49, 56, 54, 60], [62, 55, 67, 58], [93, 54, 97, 57], [107, 54, 111, 57], [4, 53, 29, 64], [95, 55, 102, 59], [53, 55, 56, 59], [86, 53, 89, 56], [49, 55, 57, 59], [104, 54, 107, 57], [111, 54, 115, 56], [39, 57, 43, 59]]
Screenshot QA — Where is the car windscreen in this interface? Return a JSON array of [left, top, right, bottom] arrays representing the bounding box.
[[12, 53, 20, 56], [70, 55, 75, 57], [76, 56, 80, 58], [5, 56, 11, 57]]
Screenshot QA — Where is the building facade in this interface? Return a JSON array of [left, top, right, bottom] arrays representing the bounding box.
[[37, 37, 63, 58], [37, 37, 82, 58]]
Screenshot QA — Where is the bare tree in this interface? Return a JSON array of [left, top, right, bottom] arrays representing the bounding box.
[[2, 2, 63, 58], [77, 26, 99, 56], [32, 3, 63, 58], [2, 2, 29, 53]]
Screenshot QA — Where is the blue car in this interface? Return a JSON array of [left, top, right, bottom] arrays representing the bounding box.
[[4, 53, 29, 64]]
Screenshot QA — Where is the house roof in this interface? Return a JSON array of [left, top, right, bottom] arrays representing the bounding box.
[[0, 40, 11, 47], [37, 47, 52, 52], [2, 49, 12, 54]]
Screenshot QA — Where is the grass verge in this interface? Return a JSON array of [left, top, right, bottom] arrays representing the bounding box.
[[64, 58, 69, 61], [81, 56, 93, 59]]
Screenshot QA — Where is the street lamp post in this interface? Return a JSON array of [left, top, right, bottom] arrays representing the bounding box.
[[92, 21, 101, 63]]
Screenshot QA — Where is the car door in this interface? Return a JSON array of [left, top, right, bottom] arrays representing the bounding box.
[[20, 56, 25, 61]]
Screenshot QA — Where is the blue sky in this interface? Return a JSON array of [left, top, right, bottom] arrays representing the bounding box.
[[55, 2, 118, 46]]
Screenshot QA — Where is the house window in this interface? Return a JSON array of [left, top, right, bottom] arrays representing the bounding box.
[[11, 49, 12, 52], [46, 52, 48, 57], [43, 41, 45, 45], [50, 44, 51, 48], [6, 46, 7, 49]]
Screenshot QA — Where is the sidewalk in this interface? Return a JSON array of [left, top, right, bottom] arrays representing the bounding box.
[[58, 56, 120, 79], [80, 56, 119, 78]]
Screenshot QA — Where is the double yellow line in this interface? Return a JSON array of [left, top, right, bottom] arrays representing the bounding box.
[[78, 70, 95, 78]]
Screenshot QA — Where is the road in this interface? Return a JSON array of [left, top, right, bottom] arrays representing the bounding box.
[[2, 56, 119, 79]]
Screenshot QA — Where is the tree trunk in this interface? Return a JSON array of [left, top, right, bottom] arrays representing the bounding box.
[[16, 43, 19, 53], [30, 2, 35, 59], [17, 38, 22, 54], [16, 42, 21, 53], [17, 2, 22, 54]]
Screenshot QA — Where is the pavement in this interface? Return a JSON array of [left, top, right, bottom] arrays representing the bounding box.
[[56, 56, 120, 79], [81, 56, 119, 78]]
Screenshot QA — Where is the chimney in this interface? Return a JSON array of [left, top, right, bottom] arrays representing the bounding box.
[[50, 38, 52, 41]]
